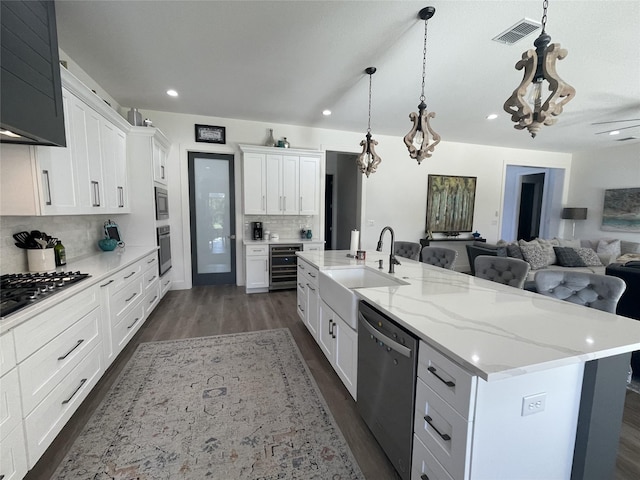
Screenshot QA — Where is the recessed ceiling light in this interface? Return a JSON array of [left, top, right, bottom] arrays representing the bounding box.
[[322, 109, 331, 116], [486, 114, 498, 120], [609, 130, 620, 136], [166, 89, 178, 97]]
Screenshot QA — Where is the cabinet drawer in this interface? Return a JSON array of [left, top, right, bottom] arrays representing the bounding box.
[[418, 341, 477, 419], [0, 422, 28, 480], [1, 331, 17, 373], [414, 378, 472, 480], [0, 368, 22, 439], [112, 302, 145, 355], [110, 277, 143, 323], [300, 261, 319, 286], [143, 267, 159, 292], [247, 245, 269, 256], [142, 252, 158, 271], [160, 274, 171, 297], [297, 282, 307, 321], [144, 281, 160, 317], [19, 306, 101, 414], [24, 344, 103, 467], [14, 285, 100, 362], [109, 261, 144, 292], [412, 434, 454, 480]]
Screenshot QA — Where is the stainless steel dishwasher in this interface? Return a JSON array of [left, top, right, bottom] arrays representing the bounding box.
[[357, 301, 418, 480]]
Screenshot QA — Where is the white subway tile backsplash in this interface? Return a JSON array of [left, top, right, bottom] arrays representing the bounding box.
[[244, 215, 319, 240], [0, 215, 125, 273]]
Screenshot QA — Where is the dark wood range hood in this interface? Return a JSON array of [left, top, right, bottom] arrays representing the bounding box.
[[1, 0, 66, 147]]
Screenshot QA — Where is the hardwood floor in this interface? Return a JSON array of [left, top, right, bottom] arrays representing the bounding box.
[[25, 286, 639, 480]]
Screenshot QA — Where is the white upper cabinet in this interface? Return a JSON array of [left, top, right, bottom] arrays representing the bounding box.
[[243, 152, 267, 214], [0, 68, 131, 216], [240, 145, 322, 216], [152, 138, 168, 185]]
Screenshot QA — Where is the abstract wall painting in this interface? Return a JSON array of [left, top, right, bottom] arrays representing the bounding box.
[[426, 175, 477, 234], [601, 187, 640, 232]]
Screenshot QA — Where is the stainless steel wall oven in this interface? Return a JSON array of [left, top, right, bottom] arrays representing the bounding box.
[[157, 225, 171, 276]]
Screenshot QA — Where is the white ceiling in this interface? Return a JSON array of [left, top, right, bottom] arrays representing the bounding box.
[[55, 0, 640, 154]]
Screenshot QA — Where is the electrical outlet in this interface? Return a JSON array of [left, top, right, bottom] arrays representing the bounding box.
[[521, 393, 546, 416]]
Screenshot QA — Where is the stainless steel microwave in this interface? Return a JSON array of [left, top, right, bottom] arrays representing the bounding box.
[[155, 187, 169, 220]]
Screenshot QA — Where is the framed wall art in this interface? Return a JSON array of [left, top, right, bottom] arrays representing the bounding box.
[[195, 124, 226, 144], [426, 174, 477, 234], [602, 187, 640, 232]]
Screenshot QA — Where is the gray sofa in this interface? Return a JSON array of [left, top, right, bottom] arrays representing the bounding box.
[[466, 238, 640, 282]]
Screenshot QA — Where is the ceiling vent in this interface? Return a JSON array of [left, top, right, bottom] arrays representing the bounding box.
[[492, 18, 541, 45], [617, 137, 638, 141]]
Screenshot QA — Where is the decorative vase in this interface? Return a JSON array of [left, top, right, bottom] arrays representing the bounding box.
[[306, 229, 312, 239], [265, 128, 276, 147], [283, 137, 290, 148], [127, 107, 142, 126]]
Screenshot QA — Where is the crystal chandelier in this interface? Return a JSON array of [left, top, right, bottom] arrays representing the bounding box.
[[404, 6, 440, 165], [503, 0, 575, 138], [356, 67, 382, 177]]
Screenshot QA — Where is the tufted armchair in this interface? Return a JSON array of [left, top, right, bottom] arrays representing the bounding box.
[[394, 241, 422, 261], [420, 247, 458, 270], [533, 271, 626, 314], [474, 256, 531, 289]]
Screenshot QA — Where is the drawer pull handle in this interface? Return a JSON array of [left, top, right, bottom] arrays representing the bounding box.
[[299, 305, 305, 312], [62, 378, 87, 405], [100, 279, 114, 288], [58, 339, 84, 360], [307, 284, 315, 292], [149, 295, 158, 305], [427, 366, 456, 388], [421, 475, 430, 480], [127, 317, 141, 329], [148, 275, 157, 283], [147, 258, 155, 264], [124, 271, 136, 279], [125, 292, 138, 302], [424, 415, 451, 441], [308, 272, 316, 278]]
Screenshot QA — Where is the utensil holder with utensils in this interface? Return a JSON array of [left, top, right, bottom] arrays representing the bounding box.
[[27, 248, 56, 272]]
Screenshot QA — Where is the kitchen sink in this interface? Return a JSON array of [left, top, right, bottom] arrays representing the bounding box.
[[319, 267, 409, 329]]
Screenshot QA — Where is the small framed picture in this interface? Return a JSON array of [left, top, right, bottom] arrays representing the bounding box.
[[195, 124, 226, 144]]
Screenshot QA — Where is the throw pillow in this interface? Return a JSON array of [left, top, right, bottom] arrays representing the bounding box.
[[597, 239, 621, 257], [575, 247, 603, 266], [519, 244, 547, 270], [496, 246, 508, 257], [557, 238, 581, 249], [506, 244, 524, 260], [537, 238, 560, 265], [553, 247, 586, 267]]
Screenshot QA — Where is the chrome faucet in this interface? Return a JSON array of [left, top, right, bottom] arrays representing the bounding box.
[[376, 226, 400, 274]]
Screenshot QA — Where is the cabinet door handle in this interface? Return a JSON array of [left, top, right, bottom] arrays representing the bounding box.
[[149, 295, 158, 305], [125, 292, 138, 302], [124, 271, 136, 279], [329, 319, 334, 335], [148, 275, 157, 283], [61, 378, 87, 405], [298, 304, 305, 312], [118, 186, 124, 207], [300, 195, 303, 209], [427, 366, 456, 388], [307, 284, 315, 293], [308, 272, 316, 278], [265, 259, 268, 272], [262, 195, 265, 210], [42, 169, 52, 205], [57, 339, 84, 360], [91, 181, 100, 206], [424, 415, 451, 441], [147, 258, 155, 264], [161, 165, 165, 179], [298, 282, 304, 289], [100, 279, 114, 288], [127, 317, 141, 329], [283, 196, 286, 211]]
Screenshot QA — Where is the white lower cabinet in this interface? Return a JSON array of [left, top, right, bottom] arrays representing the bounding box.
[[412, 341, 583, 479], [318, 299, 358, 399], [297, 259, 319, 340], [0, 423, 28, 480], [245, 245, 269, 292], [0, 365, 28, 480]]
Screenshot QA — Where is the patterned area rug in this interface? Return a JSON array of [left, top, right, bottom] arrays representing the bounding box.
[[52, 329, 363, 479]]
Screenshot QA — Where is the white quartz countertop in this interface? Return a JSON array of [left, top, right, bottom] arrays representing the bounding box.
[[243, 238, 324, 245], [297, 250, 640, 381], [0, 246, 157, 334]]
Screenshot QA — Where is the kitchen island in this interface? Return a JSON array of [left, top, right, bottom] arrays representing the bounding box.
[[297, 249, 640, 480]]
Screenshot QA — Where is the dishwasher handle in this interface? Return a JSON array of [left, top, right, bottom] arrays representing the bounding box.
[[358, 312, 412, 358]]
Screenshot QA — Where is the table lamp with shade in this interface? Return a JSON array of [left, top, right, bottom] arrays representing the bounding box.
[[562, 207, 587, 239]]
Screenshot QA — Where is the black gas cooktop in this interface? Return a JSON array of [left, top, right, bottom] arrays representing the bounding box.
[[0, 271, 91, 319]]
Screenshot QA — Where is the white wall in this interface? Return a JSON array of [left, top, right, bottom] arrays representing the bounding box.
[[567, 143, 640, 242], [141, 109, 573, 289]]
